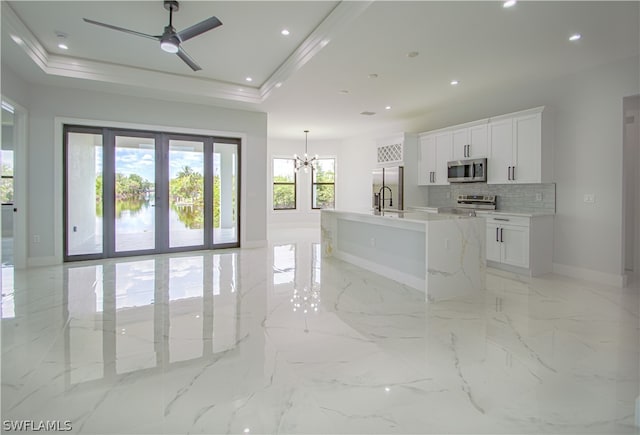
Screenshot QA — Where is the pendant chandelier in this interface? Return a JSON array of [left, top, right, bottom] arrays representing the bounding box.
[[294, 130, 318, 172]]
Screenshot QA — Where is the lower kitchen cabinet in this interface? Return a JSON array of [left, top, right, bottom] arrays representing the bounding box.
[[483, 213, 554, 276], [486, 221, 529, 268]]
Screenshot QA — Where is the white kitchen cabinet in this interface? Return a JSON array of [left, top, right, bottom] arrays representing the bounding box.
[[418, 132, 451, 186], [452, 123, 488, 160], [417, 134, 435, 185], [488, 107, 549, 184], [487, 118, 514, 184], [512, 112, 542, 183], [434, 131, 452, 185], [483, 213, 554, 276], [419, 106, 551, 186], [486, 217, 530, 269]]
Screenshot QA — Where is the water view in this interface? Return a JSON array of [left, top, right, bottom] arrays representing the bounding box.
[[66, 132, 238, 257]]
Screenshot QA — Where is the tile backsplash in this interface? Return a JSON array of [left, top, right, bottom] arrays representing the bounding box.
[[427, 183, 556, 214]]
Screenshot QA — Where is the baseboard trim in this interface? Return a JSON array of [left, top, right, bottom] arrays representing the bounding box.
[[552, 262, 626, 287], [27, 256, 61, 267]]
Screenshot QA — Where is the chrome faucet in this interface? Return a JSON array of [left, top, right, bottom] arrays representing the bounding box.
[[377, 185, 393, 212]]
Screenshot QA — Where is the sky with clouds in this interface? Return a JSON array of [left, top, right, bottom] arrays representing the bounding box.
[[95, 146, 223, 183]]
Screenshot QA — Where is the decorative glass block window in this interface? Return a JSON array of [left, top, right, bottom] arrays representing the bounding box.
[[377, 143, 403, 165]]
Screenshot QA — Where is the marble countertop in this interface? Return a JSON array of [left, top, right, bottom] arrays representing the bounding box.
[[407, 206, 555, 218], [322, 209, 481, 224], [475, 210, 555, 217]]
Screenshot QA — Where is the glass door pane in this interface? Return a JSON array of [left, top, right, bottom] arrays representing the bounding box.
[[169, 139, 204, 248], [213, 142, 238, 245], [1, 105, 14, 265], [114, 135, 155, 252], [66, 131, 103, 256]]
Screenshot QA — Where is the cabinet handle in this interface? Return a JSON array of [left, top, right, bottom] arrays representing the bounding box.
[[500, 228, 504, 243], [494, 217, 510, 221], [507, 166, 510, 180], [512, 166, 516, 181], [496, 227, 499, 242]]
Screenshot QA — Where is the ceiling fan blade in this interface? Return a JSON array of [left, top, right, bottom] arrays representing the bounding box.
[[177, 16, 222, 42], [176, 47, 202, 71], [83, 18, 161, 41]]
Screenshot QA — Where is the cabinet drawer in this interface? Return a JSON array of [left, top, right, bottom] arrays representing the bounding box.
[[484, 215, 530, 227]]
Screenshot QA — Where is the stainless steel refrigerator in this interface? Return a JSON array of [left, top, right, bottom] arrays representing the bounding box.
[[372, 166, 404, 211]]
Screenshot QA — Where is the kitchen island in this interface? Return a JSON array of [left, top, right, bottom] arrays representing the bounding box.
[[321, 210, 485, 301]]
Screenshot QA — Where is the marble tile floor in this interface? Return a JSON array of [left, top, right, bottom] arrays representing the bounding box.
[[1, 228, 639, 434]]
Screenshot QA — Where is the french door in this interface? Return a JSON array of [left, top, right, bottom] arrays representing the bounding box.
[[64, 126, 240, 261]]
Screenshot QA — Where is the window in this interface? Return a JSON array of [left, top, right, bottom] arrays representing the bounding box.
[[273, 158, 296, 210], [312, 158, 335, 209], [0, 148, 13, 205]]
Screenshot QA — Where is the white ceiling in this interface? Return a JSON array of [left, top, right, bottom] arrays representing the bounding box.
[[2, 1, 639, 140]]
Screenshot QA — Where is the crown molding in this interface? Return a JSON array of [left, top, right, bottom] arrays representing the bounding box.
[[259, 0, 373, 100], [3, 1, 372, 106], [1, 2, 260, 104]]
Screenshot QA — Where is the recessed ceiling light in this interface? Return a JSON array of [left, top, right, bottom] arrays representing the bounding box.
[[275, 82, 283, 88], [569, 33, 582, 42], [245, 77, 253, 82], [281, 29, 290, 36], [407, 51, 419, 58], [503, 0, 517, 8], [450, 80, 459, 86], [385, 106, 392, 110], [55, 31, 69, 50]]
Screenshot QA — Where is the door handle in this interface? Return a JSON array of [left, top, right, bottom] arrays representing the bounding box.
[[500, 228, 504, 243], [496, 227, 499, 242]]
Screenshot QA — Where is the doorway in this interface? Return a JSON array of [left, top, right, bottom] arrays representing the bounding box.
[[623, 95, 640, 285], [64, 126, 240, 261]]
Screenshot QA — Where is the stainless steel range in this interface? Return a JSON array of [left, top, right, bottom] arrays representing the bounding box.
[[455, 194, 496, 210], [437, 194, 496, 216]]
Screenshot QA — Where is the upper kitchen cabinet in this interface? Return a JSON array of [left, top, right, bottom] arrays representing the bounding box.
[[418, 131, 451, 185], [487, 107, 553, 184], [452, 122, 488, 160]]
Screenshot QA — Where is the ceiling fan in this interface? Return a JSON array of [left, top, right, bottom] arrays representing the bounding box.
[[83, 0, 222, 71]]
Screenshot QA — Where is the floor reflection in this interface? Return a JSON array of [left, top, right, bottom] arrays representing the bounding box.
[[64, 252, 239, 387], [272, 240, 321, 333]]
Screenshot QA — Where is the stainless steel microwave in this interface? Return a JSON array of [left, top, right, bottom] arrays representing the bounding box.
[[447, 158, 487, 183]]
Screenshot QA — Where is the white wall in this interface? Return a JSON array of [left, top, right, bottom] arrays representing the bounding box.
[[1, 65, 268, 264]]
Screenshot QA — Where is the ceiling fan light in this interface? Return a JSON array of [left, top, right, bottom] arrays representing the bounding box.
[[161, 39, 179, 53]]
